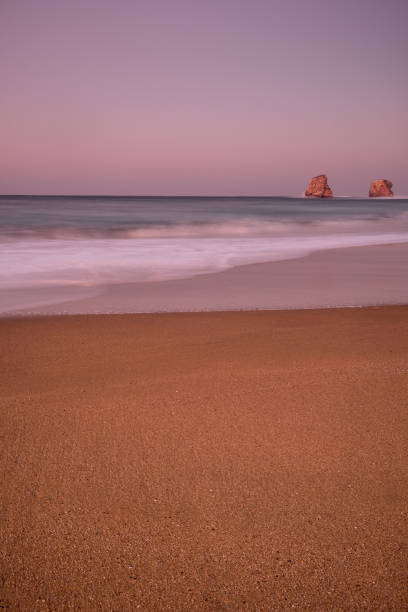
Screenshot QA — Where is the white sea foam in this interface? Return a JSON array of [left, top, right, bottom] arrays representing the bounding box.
[[2, 229, 408, 290]]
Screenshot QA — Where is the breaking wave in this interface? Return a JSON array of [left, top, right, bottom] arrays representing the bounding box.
[[1, 197, 408, 296], [2, 211, 408, 241]]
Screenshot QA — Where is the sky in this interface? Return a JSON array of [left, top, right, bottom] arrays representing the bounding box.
[[1, 0, 407, 196]]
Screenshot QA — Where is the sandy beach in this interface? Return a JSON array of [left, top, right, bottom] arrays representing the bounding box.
[[3, 0, 408, 608], [1, 307, 407, 610]]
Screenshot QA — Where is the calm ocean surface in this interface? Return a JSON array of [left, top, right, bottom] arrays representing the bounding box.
[[1, 195, 408, 312]]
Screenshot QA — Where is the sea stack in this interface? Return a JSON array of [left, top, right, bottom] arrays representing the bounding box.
[[369, 179, 393, 197], [305, 174, 333, 198]]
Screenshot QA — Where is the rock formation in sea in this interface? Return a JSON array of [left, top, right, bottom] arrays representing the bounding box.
[[305, 175, 333, 198], [369, 179, 393, 197]]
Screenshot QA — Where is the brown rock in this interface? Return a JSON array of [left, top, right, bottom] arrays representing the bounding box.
[[305, 175, 333, 198], [369, 179, 393, 197]]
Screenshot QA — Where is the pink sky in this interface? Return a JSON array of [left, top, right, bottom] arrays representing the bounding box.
[[1, 0, 407, 196]]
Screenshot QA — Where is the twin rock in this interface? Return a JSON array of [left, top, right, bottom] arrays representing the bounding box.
[[305, 175, 394, 198]]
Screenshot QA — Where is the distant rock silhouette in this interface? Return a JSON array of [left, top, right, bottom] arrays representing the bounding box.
[[369, 179, 393, 197], [305, 175, 333, 198]]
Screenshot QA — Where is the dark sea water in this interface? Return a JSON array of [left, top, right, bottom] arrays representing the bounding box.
[[1, 195, 408, 313]]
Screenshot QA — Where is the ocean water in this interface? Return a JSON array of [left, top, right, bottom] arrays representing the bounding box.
[[1, 195, 408, 313]]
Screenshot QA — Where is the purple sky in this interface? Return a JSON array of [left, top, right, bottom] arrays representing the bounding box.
[[1, 0, 407, 196]]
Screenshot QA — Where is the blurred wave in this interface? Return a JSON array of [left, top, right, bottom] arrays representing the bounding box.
[[2, 231, 408, 289], [1, 195, 408, 292]]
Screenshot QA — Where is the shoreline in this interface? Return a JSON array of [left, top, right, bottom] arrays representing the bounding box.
[[3, 241, 408, 316], [1, 306, 407, 609], [3, 303, 408, 324]]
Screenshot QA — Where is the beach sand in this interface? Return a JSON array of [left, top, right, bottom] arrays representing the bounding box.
[[1, 307, 408, 610]]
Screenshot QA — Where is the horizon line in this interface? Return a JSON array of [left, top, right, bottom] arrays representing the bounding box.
[[0, 193, 393, 200]]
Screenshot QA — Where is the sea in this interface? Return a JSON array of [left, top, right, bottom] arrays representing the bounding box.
[[1, 195, 408, 314]]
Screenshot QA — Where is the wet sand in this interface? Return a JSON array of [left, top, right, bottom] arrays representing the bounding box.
[[1, 307, 408, 610]]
